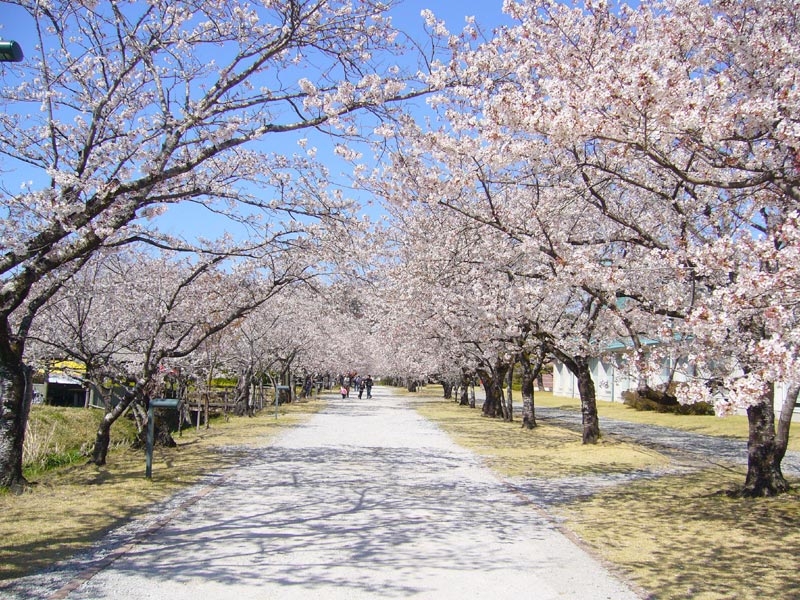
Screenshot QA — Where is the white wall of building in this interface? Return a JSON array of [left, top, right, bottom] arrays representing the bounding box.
[[551, 356, 799, 417]]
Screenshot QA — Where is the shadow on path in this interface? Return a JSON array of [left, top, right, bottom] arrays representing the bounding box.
[[3, 388, 642, 600]]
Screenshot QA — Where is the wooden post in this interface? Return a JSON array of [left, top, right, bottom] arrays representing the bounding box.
[[145, 403, 154, 479]]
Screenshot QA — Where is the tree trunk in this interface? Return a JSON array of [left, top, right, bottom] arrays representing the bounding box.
[[478, 369, 498, 417], [741, 384, 789, 497], [775, 383, 799, 465], [91, 412, 114, 466], [131, 399, 147, 442], [279, 358, 296, 402], [132, 400, 177, 449], [458, 371, 471, 406], [441, 380, 453, 400], [0, 356, 33, 491], [90, 385, 139, 465], [503, 363, 514, 422], [519, 351, 538, 430], [549, 347, 601, 444], [154, 412, 177, 448], [233, 367, 254, 417], [479, 362, 509, 419], [458, 382, 469, 405], [575, 356, 601, 444], [90, 383, 148, 465]]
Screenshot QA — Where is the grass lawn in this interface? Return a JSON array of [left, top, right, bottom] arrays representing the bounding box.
[[0, 397, 325, 580], [529, 389, 800, 453], [408, 386, 800, 600]]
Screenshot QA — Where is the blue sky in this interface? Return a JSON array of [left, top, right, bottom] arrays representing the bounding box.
[[390, 1, 511, 33], [0, 2, 512, 242]]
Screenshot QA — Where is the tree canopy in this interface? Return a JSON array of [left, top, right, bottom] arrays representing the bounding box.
[[2, 0, 799, 498]]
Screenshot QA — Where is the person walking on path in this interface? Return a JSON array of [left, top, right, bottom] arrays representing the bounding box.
[[365, 374, 373, 399], [9, 386, 641, 600]]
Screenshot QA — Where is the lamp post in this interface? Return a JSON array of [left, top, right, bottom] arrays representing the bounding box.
[[0, 40, 23, 62]]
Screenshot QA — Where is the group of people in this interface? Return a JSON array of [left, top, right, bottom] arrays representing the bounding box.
[[339, 373, 373, 399]]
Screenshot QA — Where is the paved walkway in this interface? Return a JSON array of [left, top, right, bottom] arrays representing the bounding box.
[[4, 386, 641, 600]]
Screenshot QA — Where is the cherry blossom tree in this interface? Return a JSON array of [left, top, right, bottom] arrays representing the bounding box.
[[364, 104, 621, 440], [222, 285, 329, 407], [187, 274, 382, 409], [0, 0, 444, 489], [389, 0, 800, 493], [367, 177, 545, 420], [484, 0, 800, 495], [28, 243, 311, 464], [361, 0, 800, 493]]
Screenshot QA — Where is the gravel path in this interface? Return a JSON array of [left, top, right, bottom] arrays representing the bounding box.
[[2, 387, 641, 600]]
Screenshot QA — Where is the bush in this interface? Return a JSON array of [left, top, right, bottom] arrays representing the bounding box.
[[622, 387, 714, 416]]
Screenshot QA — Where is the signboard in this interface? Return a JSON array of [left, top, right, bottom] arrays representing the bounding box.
[[146, 398, 181, 478], [150, 398, 180, 409]]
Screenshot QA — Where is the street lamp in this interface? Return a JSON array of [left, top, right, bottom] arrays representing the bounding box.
[[0, 40, 23, 62]]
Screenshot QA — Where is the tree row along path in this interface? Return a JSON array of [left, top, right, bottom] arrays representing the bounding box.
[[4, 386, 640, 600]]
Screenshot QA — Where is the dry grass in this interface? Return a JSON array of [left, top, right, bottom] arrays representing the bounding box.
[[0, 398, 325, 580], [408, 387, 800, 600], [532, 391, 751, 434], [560, 468, 800, 600], [532, 391, 800, 452], [415, 401, 668, 479], [8, 387, 800, 597], [22, 406, 138, 477]]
